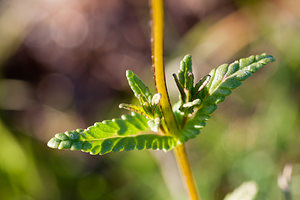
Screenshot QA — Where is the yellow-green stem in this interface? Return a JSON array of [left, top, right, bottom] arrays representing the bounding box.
[[174, 144, 200, 200], [150, 0, 200, 199], [151, 0, 178, 136]]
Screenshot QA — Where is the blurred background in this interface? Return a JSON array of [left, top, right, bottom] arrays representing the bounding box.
[[0, 0, 299, 199]]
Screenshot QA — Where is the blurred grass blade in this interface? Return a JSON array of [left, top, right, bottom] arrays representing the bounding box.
[[224, 181, 258, 200]]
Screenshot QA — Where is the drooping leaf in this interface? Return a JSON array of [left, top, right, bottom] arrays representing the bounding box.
[[179, 53, 275, 141], [47, 113, 178, 155]]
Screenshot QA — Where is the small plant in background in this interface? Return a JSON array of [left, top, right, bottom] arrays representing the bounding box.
[[224, 181, 258, 200], [47, 0, 275, 199], [278, 164, 293, 200]]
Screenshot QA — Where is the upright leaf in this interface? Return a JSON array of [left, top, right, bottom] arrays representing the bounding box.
[[174, 55, 212, 114], [178, 55, 194, 91], [179, 53, 275, 141], [126, 70, 152, 101]]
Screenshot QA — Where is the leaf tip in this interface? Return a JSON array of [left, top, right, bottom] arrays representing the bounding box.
[[266, 54, 275, 62], [183, 54, 192, 60], [126, 70, 133, 77], [180, 54, 192, 68]]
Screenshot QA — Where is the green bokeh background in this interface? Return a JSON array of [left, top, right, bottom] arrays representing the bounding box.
[[0, 0, 299, 199]]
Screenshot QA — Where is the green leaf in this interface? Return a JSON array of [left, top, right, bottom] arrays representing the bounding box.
[[172, 73, 185, 101], [179, 53, 275, 142], [126, 70, 152, 101], [192, 75, 211, 97], [173, 55, 194, 106], [47, 113, 178, 155], [178, 54, 194, 91], [173, 55, 212, 114]]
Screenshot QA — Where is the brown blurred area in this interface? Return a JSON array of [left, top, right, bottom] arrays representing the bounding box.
[[0, 0, 235, 141], [1, 0, 154, 141]]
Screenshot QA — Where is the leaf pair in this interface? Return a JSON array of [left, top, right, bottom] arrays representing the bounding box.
[[178, 53, 275, 142], [48, 69, 177, 155], [48, 53, 275, 155]]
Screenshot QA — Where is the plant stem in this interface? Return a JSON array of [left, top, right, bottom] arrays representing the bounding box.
[[150, 0, 200, 199], [174, 144, 200, 200], [151, 0, 178, 136]]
